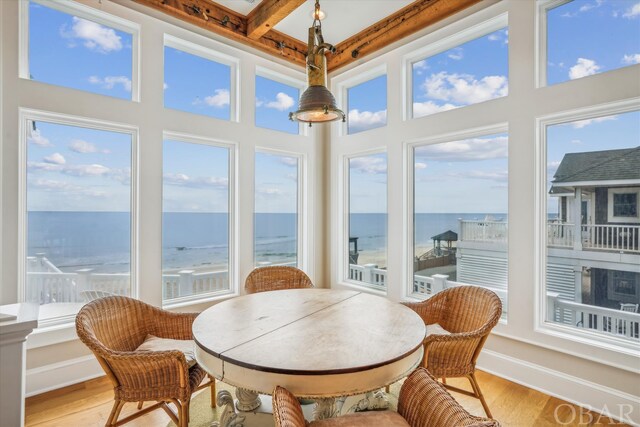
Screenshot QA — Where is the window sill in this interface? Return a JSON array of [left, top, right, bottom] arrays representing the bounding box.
[[334, 280, 387, 297], [162, 290, 238, 311]]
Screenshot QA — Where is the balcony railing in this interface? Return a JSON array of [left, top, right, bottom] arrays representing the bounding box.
[[460, 221, 639, 253], [348, 263, 386, 288], [547, 292, 640, 340]]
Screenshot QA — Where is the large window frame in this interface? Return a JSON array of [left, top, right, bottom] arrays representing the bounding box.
[[402, 13, 508, 121], [253, 147, 307, 270], [336, 64, 387, 138], [18, 107, 139, 327], [535, 97, 640, 354], [163, 34, 240, 122], [19, 0, 141, 101], [161, 130, 238, 308]]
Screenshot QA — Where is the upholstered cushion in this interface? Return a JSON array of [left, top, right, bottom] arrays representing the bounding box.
[[426, 323, 450, 336], [309, 411, 410, 427], [136, 334, 197, 367]]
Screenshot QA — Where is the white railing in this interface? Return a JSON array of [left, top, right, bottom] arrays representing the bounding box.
[[459, 220, 507, 243], [163, 270, 229, 300], [547, 223, 574, 248], [581, 224, 639, 253], [348, 264, 386, 288], [547, 292, 640, 340], [26, 272, 78, 304]]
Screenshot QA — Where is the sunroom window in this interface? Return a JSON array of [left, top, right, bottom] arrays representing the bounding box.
[[24, 117, 133, 324], [255, 74, 301, 135], [411, 132, 509, 314], [544, 109, 640, 342], [347, 74, 387, 135]]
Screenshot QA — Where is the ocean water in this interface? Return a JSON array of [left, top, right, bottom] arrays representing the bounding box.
[[28, 212, 508, 273]]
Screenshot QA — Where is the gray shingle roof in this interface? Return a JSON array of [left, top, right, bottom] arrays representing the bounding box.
[[552, 146, 640, 184]]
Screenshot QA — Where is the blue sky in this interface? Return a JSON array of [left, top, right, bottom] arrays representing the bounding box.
[[348, 75, 387, 134], [547, 0, 640, 85], [349, 153, 387, 214], [254, 152, 298, 214]]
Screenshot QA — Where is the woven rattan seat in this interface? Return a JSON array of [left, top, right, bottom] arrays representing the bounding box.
[[75, 296, 215, 427], [245, 265, 314, 294]]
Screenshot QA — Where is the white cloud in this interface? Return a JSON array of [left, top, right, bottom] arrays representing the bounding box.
[[163, 173, 228, 188], [415, 162, 427, 170], [163, 83, 169, 90], [622, 53, 640, 64], [44, 153, 66, 165], [68, 139, 110, 154], [88, 75, 131, 92], [257, 187, 284, 196], [488, 33, 500, 41], [349, 157, 387, 175], [62, 17, 123, 53], [27, 129, 52, 147], [448, 170, 508, 183], [348, 109, 387, 130], [415, 136, 508, 162], [413, 101, 458, 117], [414, 60, 428, 70], [447, 47, 463, 61], [30, 178, 106, 198], [570, 115, 617, 129], [28, 161, 110, 176], [199, 89, 230, 108], [570, 139, 582, 145], [421, 72, 508, 105], [279, 157, 298, 167], [265, 92, 295, 111], [569, 58, 600, 80], [623, 2, 640, 18]]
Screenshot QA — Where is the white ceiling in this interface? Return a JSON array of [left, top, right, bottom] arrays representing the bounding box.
[[214, 0, 415, 44]]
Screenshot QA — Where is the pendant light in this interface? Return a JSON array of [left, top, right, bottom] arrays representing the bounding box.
[[289, 0, 345, 126]]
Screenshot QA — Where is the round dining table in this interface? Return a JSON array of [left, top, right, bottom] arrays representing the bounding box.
[[193, 288, 425, 427]]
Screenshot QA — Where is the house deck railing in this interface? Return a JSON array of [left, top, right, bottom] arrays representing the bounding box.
[[460, 221, 639, 253], [547, 292, 640, 340]]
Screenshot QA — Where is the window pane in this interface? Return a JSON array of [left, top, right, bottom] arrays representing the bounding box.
[[348, 153, 387, 289], [545, 110, 640, 341], [255, 76, 300, 134], [347, 75, 387, 134], [28, 1, 133, 99], [546, 0, 640, 86], [412, 133, 509, 314], [162, 139, 230, 301], [254, 152, 299, 266], [164, 46, 231, 120], [412, 27, 508, 118], [26, 120, 132, 323]]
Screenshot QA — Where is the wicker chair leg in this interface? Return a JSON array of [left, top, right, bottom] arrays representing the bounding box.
[[442, 377, 447, 384], [210, 376, 216, 408], [137, 401, 143, 410], [180, 401, 190, 427], [468, 372, 492, 419], [385, 385, 390, 393], [106, 400, 125, 426]]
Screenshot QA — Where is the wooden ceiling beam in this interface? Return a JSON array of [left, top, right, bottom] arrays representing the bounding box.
[[246, 0, 307, 40], [132, 0, 307, 67], [327, 0, 483, 72]]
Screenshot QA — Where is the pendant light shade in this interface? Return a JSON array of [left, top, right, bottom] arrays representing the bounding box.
[[289, 0, 345, 125]]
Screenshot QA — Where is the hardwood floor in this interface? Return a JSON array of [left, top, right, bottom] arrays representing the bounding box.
[[25, 370, 628, 427]]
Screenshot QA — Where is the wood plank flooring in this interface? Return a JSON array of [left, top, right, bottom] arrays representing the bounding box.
[[25, 370, 628, 427]]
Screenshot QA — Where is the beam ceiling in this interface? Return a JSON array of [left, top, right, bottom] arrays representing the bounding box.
[[132, 0, 484, 72]]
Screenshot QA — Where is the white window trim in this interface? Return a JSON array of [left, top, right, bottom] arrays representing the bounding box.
[[534, 97, 640, 355], [161, 130, 238, 308], [255, 66, 306, 136], [164, 34, 240, 122], [403, 122, 509, 302], [608, 188, 640, 224], [18, 108, 139, 328], [335, 64, 388, 137], [19, 0, 141, 102], [535, 0, 571, 88], [337, 148, 388, 293], [253, 147, 308, 273], [402, 12, 508, 121]]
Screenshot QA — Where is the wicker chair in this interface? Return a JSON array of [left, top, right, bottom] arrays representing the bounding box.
[[245, 266, 313, 294], [75, 296, 215, 427], [403, 285, 502, 418], [272, 367, 500, 427]]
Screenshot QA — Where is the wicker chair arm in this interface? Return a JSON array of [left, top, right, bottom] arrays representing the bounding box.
[[272, 386, 307, 427], [402, 299, 442, 326], [149, 310, 199, 341], [105, 349, 191, 390], [424, 329, 487, 345]]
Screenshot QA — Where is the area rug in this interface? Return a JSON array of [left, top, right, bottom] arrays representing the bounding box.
[[167, 381, 402, 427]]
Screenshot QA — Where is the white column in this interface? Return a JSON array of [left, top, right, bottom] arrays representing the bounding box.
[[572, 190, 583, 251], [0, 303, 38, 427]]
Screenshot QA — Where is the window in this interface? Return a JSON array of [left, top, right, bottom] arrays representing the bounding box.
[[255, 74, 300, 135], [544, 0, 640, 86], [24, 115, 133, 324], [544, 109, 640, 342], [346, 153, 387, 289], [411, 131, 508, 314], [162, 136, 232, 303], [164, 36, 235, 121], [23, 1, 136, 100], [347, 75, 387, 134], [411, 23, 508, 118], [254, 151, 300, 266]]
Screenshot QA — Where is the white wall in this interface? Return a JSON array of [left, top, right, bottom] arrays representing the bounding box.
[[328, 0, 640, 424]]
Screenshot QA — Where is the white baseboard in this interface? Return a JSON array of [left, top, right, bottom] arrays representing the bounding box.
[[25, 355, 103, 397], [478, 349, 640, 426]]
